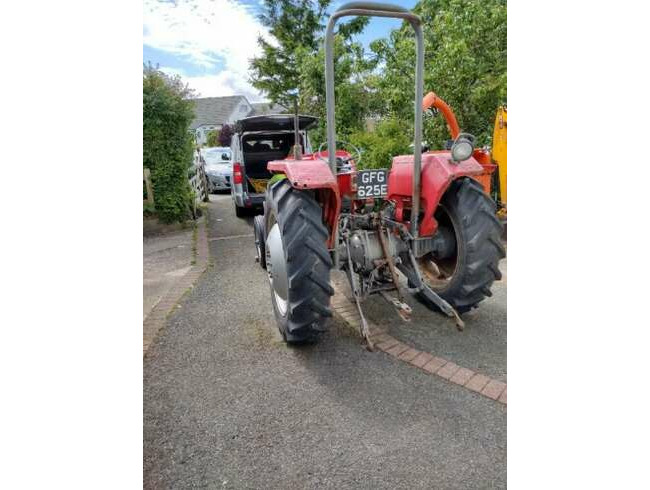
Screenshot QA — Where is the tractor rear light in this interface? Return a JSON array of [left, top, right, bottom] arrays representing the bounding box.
[[233, 162, 243, 184]]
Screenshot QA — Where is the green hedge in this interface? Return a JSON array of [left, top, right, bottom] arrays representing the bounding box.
[[143, 65, 195, 223]]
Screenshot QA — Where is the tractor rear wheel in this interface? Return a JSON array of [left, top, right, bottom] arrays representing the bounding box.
[[415, 177, 505, 314], [264, 179, 334, 343]]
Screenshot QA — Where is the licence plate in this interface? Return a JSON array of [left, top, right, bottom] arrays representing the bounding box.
[[356, 169, 388, 198]]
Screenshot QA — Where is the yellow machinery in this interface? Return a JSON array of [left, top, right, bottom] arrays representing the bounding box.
[[492, 106, 507, 216]]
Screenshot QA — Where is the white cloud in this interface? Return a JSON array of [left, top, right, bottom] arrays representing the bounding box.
[[144, 0, 270, 99], [161, 67, 266, 102]]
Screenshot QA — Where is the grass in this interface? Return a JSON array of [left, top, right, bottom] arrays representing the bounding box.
[[190, 222, 198, 266]]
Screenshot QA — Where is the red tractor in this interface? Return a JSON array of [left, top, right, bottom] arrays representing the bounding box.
[[253, 2, 504, 347]]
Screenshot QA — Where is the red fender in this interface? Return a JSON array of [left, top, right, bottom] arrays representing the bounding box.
[[267, 156, 341, 248], [387, 151, 484, 237]]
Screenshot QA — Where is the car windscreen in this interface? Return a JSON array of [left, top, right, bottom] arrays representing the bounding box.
[[204, 150, 231, 164]]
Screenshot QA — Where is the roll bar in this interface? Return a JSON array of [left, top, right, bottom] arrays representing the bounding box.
[[325, 1, 425, 238]]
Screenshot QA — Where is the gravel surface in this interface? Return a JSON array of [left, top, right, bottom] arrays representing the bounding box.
[[144, 194, 506, 489]]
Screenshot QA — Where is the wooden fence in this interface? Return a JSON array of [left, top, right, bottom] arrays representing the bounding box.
[[189, 152, 210, 204], [143, 168, 154, 206], [143, 154, 209, 214]]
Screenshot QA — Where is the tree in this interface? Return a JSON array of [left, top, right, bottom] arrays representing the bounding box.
[[249, 0, 368, 108], [143, 64, 196, 223], [371, 0, 507, 148], [296, 37, 381, 148], [206, 130, 219, 147], [349, 118, 412, 169], [218, 124, 234, 147], [247, 0, 506, 160]]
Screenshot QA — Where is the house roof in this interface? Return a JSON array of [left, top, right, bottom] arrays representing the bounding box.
[[251, 102, 287, 116], [189, 96, 247, 130]]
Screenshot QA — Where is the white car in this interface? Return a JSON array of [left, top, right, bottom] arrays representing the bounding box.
[[201, 147, 232, 192]]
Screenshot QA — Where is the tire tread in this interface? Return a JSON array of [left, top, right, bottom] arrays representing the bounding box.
[[267, 180, 333, 342]]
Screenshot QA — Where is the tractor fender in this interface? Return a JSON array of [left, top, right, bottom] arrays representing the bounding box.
[[387, 152, 485, 237], [267, 158, 341, 248], [268, 157, 338, 191]]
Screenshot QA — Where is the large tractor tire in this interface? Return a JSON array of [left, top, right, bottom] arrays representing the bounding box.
[[415, 177, 505, 314], [264, 179, 334, 343]]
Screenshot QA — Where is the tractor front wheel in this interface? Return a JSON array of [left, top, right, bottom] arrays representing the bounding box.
[[264, 179, 334, 343], [416, 177, 505, 314], [253, 215, 266, 269], [235, 205, 247, 218]]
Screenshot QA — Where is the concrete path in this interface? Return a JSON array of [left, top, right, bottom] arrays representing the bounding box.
[[143, 193, 506, 489], [143, 226, 194, 320]]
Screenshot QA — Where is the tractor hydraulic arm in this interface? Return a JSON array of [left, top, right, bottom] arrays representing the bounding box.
[[422, 92, 460, 140]]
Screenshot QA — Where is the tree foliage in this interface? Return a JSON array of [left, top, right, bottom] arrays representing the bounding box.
[[206, 130, 219, 147], [371, 0, 506, 148], [248, 0, 506, 162], [218, 124, 234, 147], [143, 64, 195, 223], [349, 118, 412, 169], [297, 37, 381, 148], [250, 0, 329, 107], [249, 0, 368, 111]]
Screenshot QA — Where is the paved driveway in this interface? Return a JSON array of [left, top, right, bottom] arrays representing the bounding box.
[[143, 227, 193, 320], [144, 193, 507, 489]]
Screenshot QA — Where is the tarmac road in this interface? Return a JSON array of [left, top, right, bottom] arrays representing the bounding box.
[[143, 193, 507, 489]]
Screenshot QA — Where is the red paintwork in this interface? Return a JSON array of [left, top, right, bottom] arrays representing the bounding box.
[[267, 151, 353, 248], [268, 146, 484, 244], [267, 156, 337, 189], [263, 93, 496, 249], [388, 151, 484, 237]]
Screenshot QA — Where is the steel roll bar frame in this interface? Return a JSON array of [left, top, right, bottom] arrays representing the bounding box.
[[325, 1, 425, 240]]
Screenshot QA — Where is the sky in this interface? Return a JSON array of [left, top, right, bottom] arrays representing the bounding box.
[[143, 0, 417, 102]]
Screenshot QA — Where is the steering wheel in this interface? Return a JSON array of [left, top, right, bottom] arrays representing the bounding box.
[[316, 140, 362, 169]]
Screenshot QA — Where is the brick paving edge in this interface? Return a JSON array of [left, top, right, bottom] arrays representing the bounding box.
[[330, 286, 506, 405]]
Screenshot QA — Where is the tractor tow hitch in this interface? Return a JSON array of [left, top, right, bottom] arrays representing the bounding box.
[[343, 236, 375, 351]]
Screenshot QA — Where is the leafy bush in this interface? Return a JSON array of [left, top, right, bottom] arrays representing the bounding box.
[[218, 124, 234, 147], [349, 118, 412, 169], [206, 129, 219, 147], [247, 0, 505, 154], [143, 64, 195, 223], [371, 0, 507, 148]]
